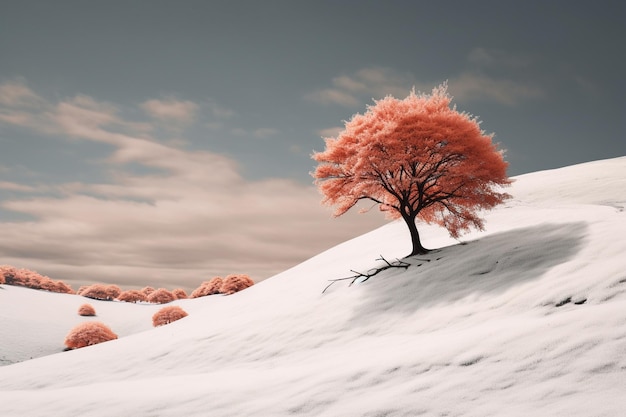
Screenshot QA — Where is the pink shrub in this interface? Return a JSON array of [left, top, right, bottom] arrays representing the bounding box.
[[64, 321, 118, 349], [117, 289, 147, 303], [147, 288, 176, 304], [78, 303, 96, 316], [190, 277, 223, 298], [39, 279, 75, 294], [141, 286, 155, 296], [152, 306, 188, 327], [172, 288, 188, 299], [55, 280, 75, 294], [79, 284, 112, 300], [0, 274, 4, 285], [0, 265, 74, 293], [0, 265, 17, 284], [220, 274, 254, 295], [105, 284, 122, 300]]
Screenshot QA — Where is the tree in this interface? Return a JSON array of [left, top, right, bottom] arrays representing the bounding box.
[[312, 84, 511, 255], [172, 288, 188, 299], [64, 321, 117, 349], [220, 274, 254, 295], [78, 303, 96, 316], [147, 288, 176, 304], [152, 306, 188, 327], [141, 286, 155, 296], [191, 277, 223, 298], [79, 284, 116, 301], [117, 289, 147, 303]]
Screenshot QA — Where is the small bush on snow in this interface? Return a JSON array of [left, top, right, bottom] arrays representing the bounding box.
[[79, 284, 120, 301], [172, 288, 188, 299], [78, 303, 96, 316], [141, 286, 155, 296], [220, 274, 254, 295], [152, 306, 188, 327], [0, 265, 74, 294], [147, 288, 176, 304], [64, 321, 118, 349], [190, 276, 223, 298], [117, 289, 147, 303]]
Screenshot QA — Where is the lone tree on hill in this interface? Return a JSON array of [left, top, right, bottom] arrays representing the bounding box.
[[312, 84, 511, 256]]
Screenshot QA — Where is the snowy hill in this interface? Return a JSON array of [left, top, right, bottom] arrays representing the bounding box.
[[1, 157, 625, 417]]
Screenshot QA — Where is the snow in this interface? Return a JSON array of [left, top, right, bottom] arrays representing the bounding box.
[[1, 156, 625, 417]]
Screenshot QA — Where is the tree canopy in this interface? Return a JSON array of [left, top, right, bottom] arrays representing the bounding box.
[[312, 84, 511, 255]]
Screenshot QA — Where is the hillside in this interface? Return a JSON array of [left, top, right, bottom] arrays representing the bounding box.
[[0, 157, 625, 417]]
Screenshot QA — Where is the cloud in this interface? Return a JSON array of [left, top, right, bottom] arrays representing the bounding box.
[[304, 67, 420, 107], [0, 181, 38, 192], [306, 55, 544, 110], [0, 79, 44, 108], [0, 81, 387, 291], [141, 97, 199, 125], [449, 73, 544, 106], [317, 126, 343, 139]]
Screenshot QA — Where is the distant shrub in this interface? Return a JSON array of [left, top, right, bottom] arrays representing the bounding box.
[[0, 265, 74, 294], [117, 289, 147, 303], [152, 306, 188, 327], [105, 285, 122, 300], [172, 288, 188, 299], [0, 274, 4, 285], [64, 321, 118, 349], [147, 288, 176, 304], [78, 303, 96, 316], [0, 265, 19, 285], [220, 274, 254, 295], [38, 279, 74, 294], [190, 277, 223, 298], [141, 286, 155, 296], [79, 284, 113, 300]]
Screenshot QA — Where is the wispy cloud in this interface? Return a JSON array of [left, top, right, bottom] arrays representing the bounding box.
[[304, 67, 420, 107], [449, 73, 544, 106], [141, 97, 199, 125], [0, 80, 385, 290], [306, 50, 544, 111]]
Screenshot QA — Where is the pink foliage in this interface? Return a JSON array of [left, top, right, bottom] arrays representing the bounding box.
[[220, 274, 254, 295], [105, 285, 122, 300], [146, 288, 176, 304], [78, 303, 96, 316], [80, 284, 118, 301], [0, 273, 5, 285], [0, 265, 74, 294], [172, 288, 188, 299], [190, 277, 223, 298], [141, 286, 155, 296], [64, 321, 118, 349], [0, 265, 21, 285], [117, 289, 147, 303], [312, 83, 511, 255], [152, 306, 188, 327]]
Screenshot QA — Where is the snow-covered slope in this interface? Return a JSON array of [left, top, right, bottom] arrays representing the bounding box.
[[1, 157, 625, 417]]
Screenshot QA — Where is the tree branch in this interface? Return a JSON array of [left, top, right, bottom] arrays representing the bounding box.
[[322, 256, 411, 293]]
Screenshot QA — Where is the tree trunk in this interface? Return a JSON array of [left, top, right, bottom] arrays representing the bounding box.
[[402, 213, 429, 256]]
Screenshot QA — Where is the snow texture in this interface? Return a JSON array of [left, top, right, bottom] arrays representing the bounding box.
[[0, 157, 625, 416]]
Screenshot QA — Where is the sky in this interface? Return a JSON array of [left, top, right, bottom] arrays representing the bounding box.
[[0, 0, 624, 290]]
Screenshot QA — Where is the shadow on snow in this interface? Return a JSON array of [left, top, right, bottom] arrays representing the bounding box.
[[348, 222, 587, 322]]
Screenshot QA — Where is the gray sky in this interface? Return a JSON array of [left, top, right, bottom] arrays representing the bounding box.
[[1, 0, 624, 291]]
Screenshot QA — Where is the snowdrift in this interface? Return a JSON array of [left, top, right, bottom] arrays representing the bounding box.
[[0, 157, 625, 417]]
